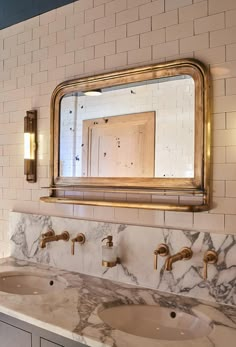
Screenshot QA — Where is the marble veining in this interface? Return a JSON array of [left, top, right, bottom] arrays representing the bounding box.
[[9, 212, 236, 306], [0, 258, 235, 347]]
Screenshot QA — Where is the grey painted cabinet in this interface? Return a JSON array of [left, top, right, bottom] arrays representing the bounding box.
[[0, 313, 87, 347], [40, 338, 63, 347], [0, 319, 31, 347]]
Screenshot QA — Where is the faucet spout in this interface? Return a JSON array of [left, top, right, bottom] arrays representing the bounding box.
[[40, 231, 70, 248], [164, 247, 193, 271]]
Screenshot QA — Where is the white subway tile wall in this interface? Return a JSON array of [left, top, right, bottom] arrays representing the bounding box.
[[0, 0, 236, 257]]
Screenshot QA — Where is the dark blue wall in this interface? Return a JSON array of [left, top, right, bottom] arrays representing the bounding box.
[[0, 0, 76, 29]]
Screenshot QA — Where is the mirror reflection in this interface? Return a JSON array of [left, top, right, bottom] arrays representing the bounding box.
[[59, 75, 195, 179]]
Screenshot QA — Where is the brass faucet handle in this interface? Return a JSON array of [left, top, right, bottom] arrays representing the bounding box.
[[203, 250, 218, 280], [71, 233, 86, 255], [42, 229, 55, 238], [71, 240, 75, 255], [153, 244, 169, 270]]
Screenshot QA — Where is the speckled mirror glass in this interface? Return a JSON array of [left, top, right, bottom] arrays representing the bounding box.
[[59, 75, 195, 179]]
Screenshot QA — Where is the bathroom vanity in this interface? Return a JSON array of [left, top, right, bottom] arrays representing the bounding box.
[[0, 257, 235, 347]]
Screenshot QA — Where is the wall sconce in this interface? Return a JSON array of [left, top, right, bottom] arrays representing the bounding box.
[[24, 110, 37, 183]]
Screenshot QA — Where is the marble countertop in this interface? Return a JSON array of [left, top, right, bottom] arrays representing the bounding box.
[[0, 258, 235, 347]]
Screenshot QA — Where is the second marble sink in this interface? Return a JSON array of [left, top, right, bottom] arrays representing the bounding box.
[[98, 304, 213, 341], [0, 271, 68, 295]]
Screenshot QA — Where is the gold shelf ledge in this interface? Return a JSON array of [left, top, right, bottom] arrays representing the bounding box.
[[41, 186, 206, 196], [40, 196, 209, 212]]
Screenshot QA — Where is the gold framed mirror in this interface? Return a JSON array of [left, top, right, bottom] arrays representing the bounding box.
[[40, 58, 210, 211]]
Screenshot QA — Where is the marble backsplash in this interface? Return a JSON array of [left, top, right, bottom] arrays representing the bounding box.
[[9, 211, 236, 306]]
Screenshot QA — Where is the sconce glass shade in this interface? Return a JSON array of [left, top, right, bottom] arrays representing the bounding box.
[[24, 110, 37, 182], [24, 133, 35, 160]]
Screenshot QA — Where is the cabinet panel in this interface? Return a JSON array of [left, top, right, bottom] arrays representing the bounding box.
[[0, 312, 87, 347], [40, 338, 63, 347], [0, 319, 31, 347]]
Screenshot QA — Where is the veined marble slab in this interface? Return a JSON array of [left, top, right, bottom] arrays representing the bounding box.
[[0, 258, 235, 347], [9, 211, 236, 306]]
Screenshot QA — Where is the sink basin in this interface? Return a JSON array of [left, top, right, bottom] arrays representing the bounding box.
[[98, 305, 213, 341], [0, 272, 67, 295]]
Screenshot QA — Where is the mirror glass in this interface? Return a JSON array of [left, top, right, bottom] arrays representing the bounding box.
[[59, 75, 195, 179]]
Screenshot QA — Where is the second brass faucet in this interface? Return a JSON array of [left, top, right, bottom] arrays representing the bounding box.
[[40, 229, 70, 248], [164, 247, 193, 271]]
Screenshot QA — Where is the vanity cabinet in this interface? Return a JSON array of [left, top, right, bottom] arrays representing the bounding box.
[[0, 319, 31, 347], [40, 339, 63, 347], [0, 313, 87, 347]]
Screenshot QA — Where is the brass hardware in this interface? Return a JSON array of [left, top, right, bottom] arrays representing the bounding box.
[[203, 250, 218, 280], [102, 260, 116, 268], [153, 244, 169, 270], [41, 229, 55, 238], [41, 186, 207, 195], [40, 196, 209, 212], [102, 258, 121, 268], [24, 110, 37, 183], [40, 231, 70, 248], [41, 58, 210, 212], [101, 235, 113, 246], [164, 247, 193, 271], [71, 233, 86, 255]]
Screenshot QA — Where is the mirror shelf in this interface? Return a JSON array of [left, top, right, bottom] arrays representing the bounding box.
[[40, 58, 210, 212], [40, 196, 208, 212]]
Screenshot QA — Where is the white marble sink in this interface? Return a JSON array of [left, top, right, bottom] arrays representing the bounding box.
[[0, 271, 68, 295], [98, 305, 213, 341]]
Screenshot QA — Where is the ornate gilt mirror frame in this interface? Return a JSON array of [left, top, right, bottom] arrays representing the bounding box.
[[41, 59, 210, 212]]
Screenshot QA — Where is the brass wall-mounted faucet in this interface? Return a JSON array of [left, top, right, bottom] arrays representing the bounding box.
[[164, 247, 193, 271], [71, 233, 86, 255], [40, 229, 70, 248], [153, 244, 169, 270], [203, 250, 218, 280], [41, 229, 54, 239]]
